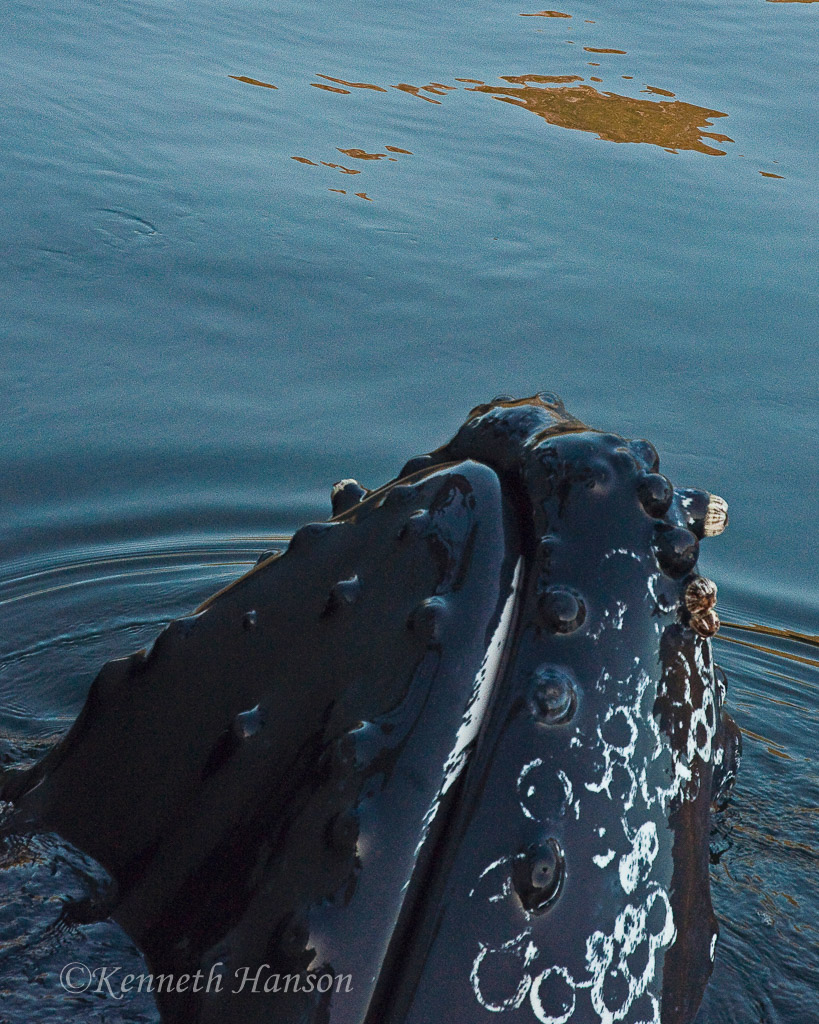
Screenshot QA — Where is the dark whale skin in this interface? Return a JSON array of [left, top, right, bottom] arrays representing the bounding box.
[[0, 394, 740, 1024]]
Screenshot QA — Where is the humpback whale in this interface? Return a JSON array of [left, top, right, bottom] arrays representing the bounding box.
[[0, 393, 741, 1024]]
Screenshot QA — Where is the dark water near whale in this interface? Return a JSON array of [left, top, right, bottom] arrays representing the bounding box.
[[1, 0, 817, 1020]]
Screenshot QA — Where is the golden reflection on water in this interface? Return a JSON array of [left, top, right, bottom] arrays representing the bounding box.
[[321, 161, 360, 175], [311, 83, 350, 94], [392, 83, 443, 103], [300, 70, 734, 156], [467, 82, 732, 154], [720, 633, 819, 672], [721, 620, 819, 649], [226, 46, 772, 195], [229, 75, 277, 89], [519, 9, 572, 16], [314, 74, 386, 93], [338, 148, 389, 160], [500, 73, 583, 83]]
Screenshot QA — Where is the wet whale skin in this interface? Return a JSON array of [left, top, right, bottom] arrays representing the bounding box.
[[1, 394, 740, 1024]]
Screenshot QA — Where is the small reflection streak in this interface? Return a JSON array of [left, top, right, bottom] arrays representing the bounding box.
[[338, 148, 389, 160], [392, 84, 442, 104], [229, 75, 277, 89], [315, 74, 387, 92]]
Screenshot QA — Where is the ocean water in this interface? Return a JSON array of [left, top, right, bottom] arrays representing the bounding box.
[[1, 0, 817, 1020]]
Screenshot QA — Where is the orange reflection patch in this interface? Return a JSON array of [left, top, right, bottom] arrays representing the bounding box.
[[583, 47, 627, 54], [321, 162, 361, 174], [385, 146, 413, 154], [355, 192, 373, 200], [338, 148, 387, 160], [229, 75, 277, 89], [472, 81, 733, 155], [519, 10, 572, 16], [760, 171, 785, 178], [644, 86, 676, 97], [500, 74, 583, 84], [315, 74, 387, 92], [291, 157, 318, 165], [393, 84, 442, 103], [311, 83, 350, 94]]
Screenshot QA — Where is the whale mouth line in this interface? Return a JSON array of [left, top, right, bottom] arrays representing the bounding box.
[[416, 555, 524, 854]]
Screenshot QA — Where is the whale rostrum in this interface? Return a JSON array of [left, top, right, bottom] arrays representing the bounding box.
[[0, 394, 741, 1024]]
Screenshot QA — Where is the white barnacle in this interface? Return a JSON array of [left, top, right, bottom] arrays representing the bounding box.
[[703, 494, 728, 537]]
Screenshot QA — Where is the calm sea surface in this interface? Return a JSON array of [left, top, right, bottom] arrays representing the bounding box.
[[1, 0, 817, 1020]]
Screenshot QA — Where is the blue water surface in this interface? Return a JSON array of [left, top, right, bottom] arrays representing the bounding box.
[[1, 0, 817, 1020]]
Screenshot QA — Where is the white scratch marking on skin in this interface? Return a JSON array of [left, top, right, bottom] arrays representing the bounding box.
[[590, 600, 629, 640], [558, 769, 573, 805], [586, 885, 676, 1023], [530, 966, 577, 1023], [469, 854, 519, 902], [602, 547, 644, 563], [466, 595, 720, 1022], [470, 930, 539, 1012], [518, 758, 545, 821], [619, 822, 659, 894], [558, 768, 581, 820], [511, 885, 674, 1024]]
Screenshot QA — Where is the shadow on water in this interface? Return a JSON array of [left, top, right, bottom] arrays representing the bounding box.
[[0, 539, 816, 1023]]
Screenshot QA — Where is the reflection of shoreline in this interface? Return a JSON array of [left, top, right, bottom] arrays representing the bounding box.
[[231, 61, 745, 197], [281, 71, 732, 156], [468, 81, 732, 155]]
